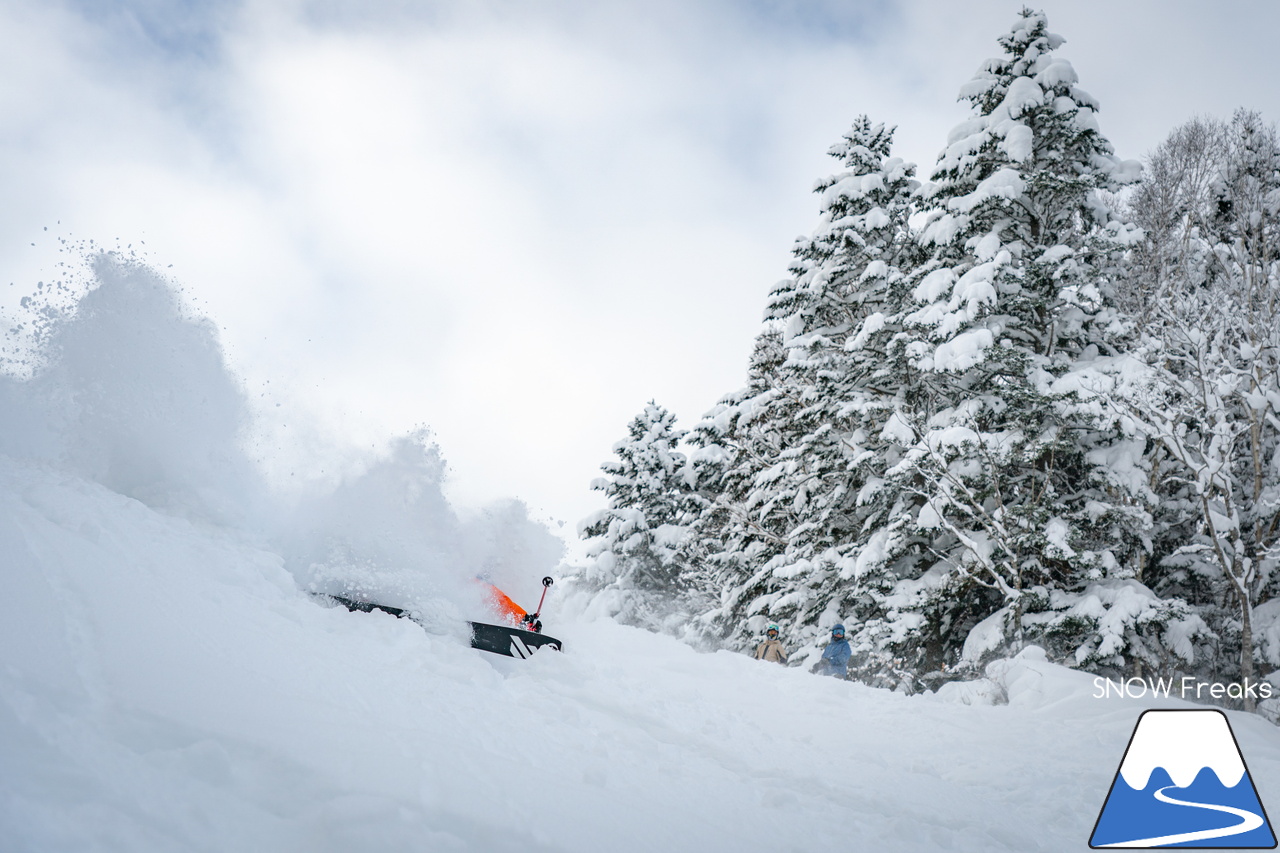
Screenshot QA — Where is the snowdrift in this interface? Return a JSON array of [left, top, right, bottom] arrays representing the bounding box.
[[2, 257, 1278, 852], [4, 453, 1279, 852]]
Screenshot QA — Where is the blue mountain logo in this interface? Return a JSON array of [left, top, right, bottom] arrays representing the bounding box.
[[1091, 709, 1276, 848]]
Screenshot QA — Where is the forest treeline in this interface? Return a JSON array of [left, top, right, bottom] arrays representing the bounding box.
[[578, 9, 1280, 711]]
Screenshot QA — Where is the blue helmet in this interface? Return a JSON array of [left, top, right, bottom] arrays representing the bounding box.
[[831, 623, 846, 636]]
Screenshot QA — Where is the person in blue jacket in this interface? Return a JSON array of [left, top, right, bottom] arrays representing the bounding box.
[[813, 624, 851, 678]]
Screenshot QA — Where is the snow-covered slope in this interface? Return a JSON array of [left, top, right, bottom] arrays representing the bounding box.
[[2, 257, 1277, 852], [2, 452, 1277, 853]]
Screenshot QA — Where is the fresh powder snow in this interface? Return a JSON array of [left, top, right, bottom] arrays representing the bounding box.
[[5, 7, 1280, 849], [1, 255, 1276, 853], [6, 446, 1279, 852]]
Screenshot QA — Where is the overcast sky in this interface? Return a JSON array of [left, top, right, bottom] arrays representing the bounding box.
[[2, 0, 1278, 539]]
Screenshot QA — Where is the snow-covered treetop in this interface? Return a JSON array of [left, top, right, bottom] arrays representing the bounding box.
[[963, 8, 1067, 115], [772, 116, 917, 328], [818, 117, 910, 190], [927, 6, 1139, 248], [582, 402, 688, 518], [605, 402, 686, 488]]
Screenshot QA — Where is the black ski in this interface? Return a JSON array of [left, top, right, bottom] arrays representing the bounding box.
[[324, 594, 409, 619], [469, 621, 563, 658]]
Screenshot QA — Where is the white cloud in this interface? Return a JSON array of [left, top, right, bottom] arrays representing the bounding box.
[[3, 0, 1280, 533]]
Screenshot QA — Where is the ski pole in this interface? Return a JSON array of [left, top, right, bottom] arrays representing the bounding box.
[[531, 576, 554, 618], [518, 577, 554, 633]]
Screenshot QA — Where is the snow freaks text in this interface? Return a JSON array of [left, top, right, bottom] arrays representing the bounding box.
[[1092, 677, 1275, 702]]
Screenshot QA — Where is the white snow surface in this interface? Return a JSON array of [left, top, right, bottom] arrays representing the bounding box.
[[6, 453, 1280, 852]]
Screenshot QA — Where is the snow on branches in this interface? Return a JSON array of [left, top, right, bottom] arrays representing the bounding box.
[[579, 10, 1280, 708]]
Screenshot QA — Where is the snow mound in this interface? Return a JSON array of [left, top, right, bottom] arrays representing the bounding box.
[[936, 646, 1102, 711]]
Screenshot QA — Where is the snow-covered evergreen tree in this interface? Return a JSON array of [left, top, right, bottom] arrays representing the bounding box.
[[850, 8, 1184, 678], [597, 9, 1279, 702], [579, 402, 701, 629], [680, 117, 920, 663]]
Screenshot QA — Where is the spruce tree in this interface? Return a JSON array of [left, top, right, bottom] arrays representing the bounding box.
[[580, 402, 700, 629], [680, 117, 920, 662], [658, 8, 1249, 690], [858, 8, 1172, 677]]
